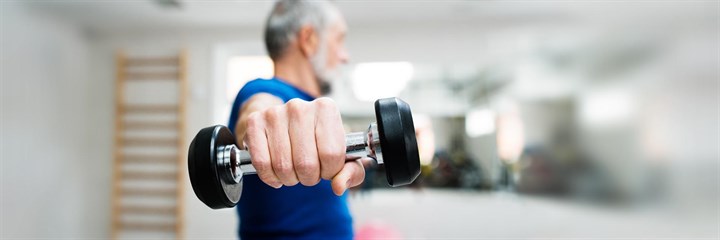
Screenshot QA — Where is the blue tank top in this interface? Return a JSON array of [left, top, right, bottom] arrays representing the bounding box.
[[228, 78, 353, 240]]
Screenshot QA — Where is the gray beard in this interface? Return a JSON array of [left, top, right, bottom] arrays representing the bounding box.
[[310, 37, 335, 96]]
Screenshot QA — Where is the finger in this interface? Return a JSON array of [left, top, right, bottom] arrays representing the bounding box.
[[245, 112, 281, 188], [265, 105, 299, 186], [331, 160, 365, 196], [314, 98, 345, 180], [287, 99, 321, 186]]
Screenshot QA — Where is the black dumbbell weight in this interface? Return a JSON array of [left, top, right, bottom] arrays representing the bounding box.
[[188, 97, 421, 209]]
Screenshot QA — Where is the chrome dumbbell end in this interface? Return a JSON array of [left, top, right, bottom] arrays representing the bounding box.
[[345, 123, 383, 164]]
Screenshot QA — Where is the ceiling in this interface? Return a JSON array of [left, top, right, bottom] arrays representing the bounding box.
[[22, 0, 694, 32], [22, 1, 715, 35]]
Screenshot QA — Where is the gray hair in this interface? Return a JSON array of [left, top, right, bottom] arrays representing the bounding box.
[[264, 0, 339, 60]]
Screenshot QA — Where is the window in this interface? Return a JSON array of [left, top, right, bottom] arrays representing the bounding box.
[[225, 56, 274, 102]]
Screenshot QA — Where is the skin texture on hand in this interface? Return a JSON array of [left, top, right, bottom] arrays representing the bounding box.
[[237, 94, 364, 196]]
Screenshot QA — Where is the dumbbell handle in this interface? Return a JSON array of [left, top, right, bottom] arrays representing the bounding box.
[[218, 123, 383, 184]]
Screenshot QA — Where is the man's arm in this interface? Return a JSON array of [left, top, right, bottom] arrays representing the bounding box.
[[234, 93, 365, 196]]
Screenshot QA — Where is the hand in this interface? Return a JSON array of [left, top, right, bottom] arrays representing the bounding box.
[[244, 97, 365, 196]]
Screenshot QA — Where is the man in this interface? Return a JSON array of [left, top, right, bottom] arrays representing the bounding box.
[[226, 1, 361, 239]]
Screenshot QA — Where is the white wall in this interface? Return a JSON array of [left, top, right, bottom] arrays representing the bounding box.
[[1, 8, 261, 237], [87, 28, 266, 238], [0, 2, 106, 238]]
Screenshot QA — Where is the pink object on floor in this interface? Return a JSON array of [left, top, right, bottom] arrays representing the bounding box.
[[355, 221, 403, 240]]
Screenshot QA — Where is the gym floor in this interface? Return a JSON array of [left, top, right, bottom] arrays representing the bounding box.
[[349, 189, 717, 239]]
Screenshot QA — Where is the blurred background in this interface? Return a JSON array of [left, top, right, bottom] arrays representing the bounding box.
[[1, 0, 718, 239]]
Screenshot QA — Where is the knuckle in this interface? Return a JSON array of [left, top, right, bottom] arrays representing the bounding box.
[[295, 158, 319, 175], [264, 106, 283, 121], [287, 98, 305, 108], [319, 146, 345, 163], [314, 97, 336, 111], [263, 108, 275, 120], [297, 161, 320, 183], [246, 112, 262, 128], [272, 158, 293, 174], [251, 158, 270, 174], [250, 152, 268, 166], [286, 99, 306, 117]]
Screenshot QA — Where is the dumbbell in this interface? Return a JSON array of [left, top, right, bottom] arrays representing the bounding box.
[[188, 97, 421, 209]]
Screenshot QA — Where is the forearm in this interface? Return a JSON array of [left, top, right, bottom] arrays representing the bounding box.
[[234, 93, 284, 144]]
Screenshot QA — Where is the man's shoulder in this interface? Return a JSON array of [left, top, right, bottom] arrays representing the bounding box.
[[242, 78, 280, 90], [239, 78, 285, 97]]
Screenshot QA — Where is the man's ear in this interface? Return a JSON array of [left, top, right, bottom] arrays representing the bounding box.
[[298, 25, 318, 58]]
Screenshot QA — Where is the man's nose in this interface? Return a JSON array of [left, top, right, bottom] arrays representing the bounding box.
[[339, 48, 350, 64]]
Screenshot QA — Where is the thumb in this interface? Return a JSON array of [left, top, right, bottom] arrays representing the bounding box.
[[331, 160, 365, 196]]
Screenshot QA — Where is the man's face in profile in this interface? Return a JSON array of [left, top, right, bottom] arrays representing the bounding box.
[[312, 16, 349, 94], [324, 17, 349, 75]]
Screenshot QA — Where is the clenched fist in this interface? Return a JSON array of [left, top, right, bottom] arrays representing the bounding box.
[[239, 95, 364, 196]]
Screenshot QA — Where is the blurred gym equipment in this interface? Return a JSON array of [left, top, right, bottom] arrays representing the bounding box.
[[110, 50, 188, 237]]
